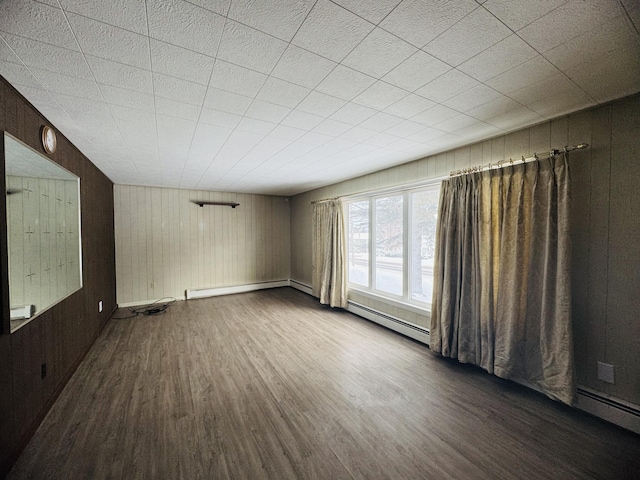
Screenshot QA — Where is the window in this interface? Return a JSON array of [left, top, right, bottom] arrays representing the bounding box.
[[346, 184, 440, 309]]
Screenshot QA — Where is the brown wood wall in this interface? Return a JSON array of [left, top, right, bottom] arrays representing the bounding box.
[[0, 77, 116, 476]]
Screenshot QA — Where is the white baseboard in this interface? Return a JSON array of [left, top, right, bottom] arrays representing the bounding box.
[[576, 387, 640, 435], [118, 296, 186, 308], [186, 280, 290, 300], [288, 279, 430, 346]]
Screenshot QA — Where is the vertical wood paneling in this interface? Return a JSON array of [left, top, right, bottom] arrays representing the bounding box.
[[0, 77, 116, 476], [290, 92, 640, 407], [114, 186, 291, 305]]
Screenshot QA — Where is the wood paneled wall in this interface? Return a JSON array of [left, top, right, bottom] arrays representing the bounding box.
[[0, 77, 116, 476], [114, 185, 290, 305], [291, 93, 640, 407]]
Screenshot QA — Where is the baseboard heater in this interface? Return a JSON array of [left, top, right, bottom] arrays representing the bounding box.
[[186, 280, 290, 300], [347, 301, 430, 346], [576, 387, 640, 435]]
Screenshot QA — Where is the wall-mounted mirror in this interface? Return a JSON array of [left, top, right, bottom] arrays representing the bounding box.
[[4, 132, 82, 332]]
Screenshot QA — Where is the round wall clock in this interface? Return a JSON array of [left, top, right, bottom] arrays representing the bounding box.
[[41, 125, 57, 154]]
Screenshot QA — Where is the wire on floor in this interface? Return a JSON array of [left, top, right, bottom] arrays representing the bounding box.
[[111, 297, 177, 319]]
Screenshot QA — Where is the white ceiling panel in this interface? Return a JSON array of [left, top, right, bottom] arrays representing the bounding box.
[[380, 0, 477, 47], [342, 27, 417, 78], [227, 0, 315, 41], [332, 0, 402, 24], [150, 39, 215, 85], [423, 7, 511, 66], [146, 0, 225, 57], [292, 0, 373, 62], [0, 0, 638, 195], [315, 65, 376, 101], [59, 0, 148, 34], [67, 13, 150, 69], [217, 20, 288, 74]]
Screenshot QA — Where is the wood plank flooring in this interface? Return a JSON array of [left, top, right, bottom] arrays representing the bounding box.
[[8, 288, 640, 479]]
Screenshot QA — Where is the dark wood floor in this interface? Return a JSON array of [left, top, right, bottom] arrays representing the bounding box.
[[8, 288, 640, 479]]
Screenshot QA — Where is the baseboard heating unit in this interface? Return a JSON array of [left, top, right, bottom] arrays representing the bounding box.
[[186, 280, 290, 300]]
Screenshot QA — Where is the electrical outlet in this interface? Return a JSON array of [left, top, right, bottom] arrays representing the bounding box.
[[597, 361, 615, 384], [41, 362, 46, 379], [98, 300, 103, 312]]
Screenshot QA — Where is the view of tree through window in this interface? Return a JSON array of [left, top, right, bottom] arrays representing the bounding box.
[[346, 184, 440, 309]]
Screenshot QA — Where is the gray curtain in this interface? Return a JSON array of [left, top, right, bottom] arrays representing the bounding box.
[[430, 154, 576, 404], [312, 199, 348, 308]]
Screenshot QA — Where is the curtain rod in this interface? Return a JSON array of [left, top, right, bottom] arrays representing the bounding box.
[[449, 143, 589, 177], [311, 197, 340, 205]]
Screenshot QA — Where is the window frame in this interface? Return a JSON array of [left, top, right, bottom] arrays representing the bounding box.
[[345, 181, 441, 312]]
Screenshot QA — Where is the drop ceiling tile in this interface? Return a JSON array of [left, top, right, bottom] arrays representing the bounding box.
[[204, 88, 252, 115], [146, 0, 224, 57], [382, 51, 451, 92], [484, 106, 544, 130], [217, 20, 288, 74], [443, 84, 503, 112], [0, 37, 20, 63], [339, 126, 377, 143], [406, 127, 446, 143], [415, 69, 479, 103], [245, 99, 292, 123], [432, 113, 479, 133], [483, 0, 566, 31], [67, 13, 150, 69], [236, 117, 277, 135], [359, 111, 404, 132], [385, 120, 426, 137], [384, 94, 435, 119], [411, 104, 459, 126], [228, 0, 315, 41], [363, 132, 402, 147], [423, 7, 511, 66], [100, 84, 155, 111], [59, 0, 147, 34], [332, 0, 402, 24], [313, 119, 353, 137], [526, 86, 594, 118], [517, 0, 621, 53], [281, 110, 325, 129], [427, 133, 463, 148], [457, 34, 538, 82], [0, 1, 78, 51], [10, 86, 58, 108], [453, 122, 502, 141], [150, 39, 215, 85], [315, 65, 376, 101], [353, 81, 407, 110], [292, 0, 374, 62], [330, 102, 377, 125], [256, 77, 311, 108], [51, 92, 110, 116], [183, 0, 230, 16], [199, 108, 242, 128], [155, 96, 201, 121], [380, 0, 477, 48], [2, 34, 92, 80], [296, 91, 346, 117], [270, 125, 307, 141], [507, 73, 574, 106], [386, 137, 423, 152], [86, 55, 153, 94], [485, 56, 559, 94], [544, 15, 638, 72], [342, 27, 417, 78], [466, 96, 523, 121], [0, 60, 41, 88], [30, 68, 101, 99], [153, 73, 207, 105], [563, 46, 640, 103], [110, 104, 156, 122], [271, 45, 337, 89], [209, 60, 267, 97]]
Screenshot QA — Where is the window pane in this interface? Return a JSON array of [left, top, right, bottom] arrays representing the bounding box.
[[410, 188, 440, 304], [375, 196, 403, 296], [348, 201, 369, 287]]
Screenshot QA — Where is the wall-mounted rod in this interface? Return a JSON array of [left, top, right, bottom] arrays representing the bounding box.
[[192, 201, 239, 208], [449, 143, 589, 177]]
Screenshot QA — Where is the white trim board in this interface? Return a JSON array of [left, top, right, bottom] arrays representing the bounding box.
[[186, 280, 290, 299]]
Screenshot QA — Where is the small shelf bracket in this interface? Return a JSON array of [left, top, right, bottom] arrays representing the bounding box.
[[192, 200, 239, 208]]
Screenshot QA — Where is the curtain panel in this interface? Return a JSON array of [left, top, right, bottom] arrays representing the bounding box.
[[430, 155, 575, 404], [312, 199, 348, 308]]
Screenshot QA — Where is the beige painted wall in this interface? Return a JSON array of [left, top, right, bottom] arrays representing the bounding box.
[[114, 185, 290, 305], [290, 93, 640, 406]]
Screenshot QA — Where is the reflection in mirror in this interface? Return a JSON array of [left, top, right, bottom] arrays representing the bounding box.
[[4, 133, 82, 332]]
